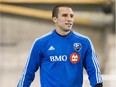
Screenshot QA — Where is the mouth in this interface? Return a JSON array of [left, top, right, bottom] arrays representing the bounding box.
[[65, 23, 72, 26]]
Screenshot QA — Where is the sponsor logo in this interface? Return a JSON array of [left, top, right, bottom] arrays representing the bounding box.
[[73, 43, 82, 52], [70, 53, 80, 64], [50, 55, 67, 62]]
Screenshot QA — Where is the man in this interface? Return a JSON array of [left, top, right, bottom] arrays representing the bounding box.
[[17, 5, 103, 87]]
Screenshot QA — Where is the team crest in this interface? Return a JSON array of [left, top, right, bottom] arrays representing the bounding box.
[[73, 43, 82, 52], [70, 53, 80, 64]]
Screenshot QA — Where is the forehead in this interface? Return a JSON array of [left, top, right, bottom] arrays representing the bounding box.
[[58, 7, 74, 14]]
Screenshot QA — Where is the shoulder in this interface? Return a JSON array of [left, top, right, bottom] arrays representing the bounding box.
[[33, 31, 54, 46], [72, 31, 91, 43]]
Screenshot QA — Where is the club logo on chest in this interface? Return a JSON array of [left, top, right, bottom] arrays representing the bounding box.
[[73, 43, 82, 52]]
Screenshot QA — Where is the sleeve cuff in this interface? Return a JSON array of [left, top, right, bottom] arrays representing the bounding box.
[[94, 83, 103, 87]]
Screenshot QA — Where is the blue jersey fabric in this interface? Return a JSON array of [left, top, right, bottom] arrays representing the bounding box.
[[17, 30, 103, 87]]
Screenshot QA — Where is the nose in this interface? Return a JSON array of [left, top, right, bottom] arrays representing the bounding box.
[[67, 16, 73, 22]]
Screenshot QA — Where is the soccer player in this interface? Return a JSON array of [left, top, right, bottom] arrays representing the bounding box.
[[17, 5, 103, 87]]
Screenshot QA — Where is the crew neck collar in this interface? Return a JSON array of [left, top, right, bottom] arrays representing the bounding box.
[[53, 29, 73, 38]]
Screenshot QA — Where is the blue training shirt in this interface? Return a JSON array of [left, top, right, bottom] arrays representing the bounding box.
[[17, 30, 103, 87]]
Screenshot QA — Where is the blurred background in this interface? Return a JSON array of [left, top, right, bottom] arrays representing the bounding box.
[[0, 0, 115, 87]]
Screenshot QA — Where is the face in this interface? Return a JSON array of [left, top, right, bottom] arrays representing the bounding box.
[[53, 7, 74, 32]]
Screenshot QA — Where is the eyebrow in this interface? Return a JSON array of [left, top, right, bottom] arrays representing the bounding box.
[[62, 13, 74, 17]]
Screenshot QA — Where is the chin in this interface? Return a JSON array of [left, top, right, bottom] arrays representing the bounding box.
[[64, 28, 71, 32], [66, 28, 72, 30]]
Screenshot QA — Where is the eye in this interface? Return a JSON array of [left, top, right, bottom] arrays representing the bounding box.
[[70, 14, 74, 18], [62, 14, 68, 17]]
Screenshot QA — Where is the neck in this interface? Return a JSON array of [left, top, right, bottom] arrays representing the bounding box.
[[55, 28, 71, 36]]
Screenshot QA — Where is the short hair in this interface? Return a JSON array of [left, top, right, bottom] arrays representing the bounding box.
[[52, 5, 72, 18]]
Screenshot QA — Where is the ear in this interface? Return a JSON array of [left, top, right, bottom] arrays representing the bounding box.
[[52, 17, 57, 23]]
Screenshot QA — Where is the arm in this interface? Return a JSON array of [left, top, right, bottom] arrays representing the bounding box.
[[83, 38, 103, 87], [17, 39, 42, 87]]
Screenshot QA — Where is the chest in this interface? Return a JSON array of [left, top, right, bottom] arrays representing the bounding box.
[[42, 38, 84, 64]]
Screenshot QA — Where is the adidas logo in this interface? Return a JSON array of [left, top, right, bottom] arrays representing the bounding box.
[[48, 46, 55, 50]]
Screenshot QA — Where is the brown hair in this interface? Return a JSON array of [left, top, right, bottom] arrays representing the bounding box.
[[52, 5, 72, 18]]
